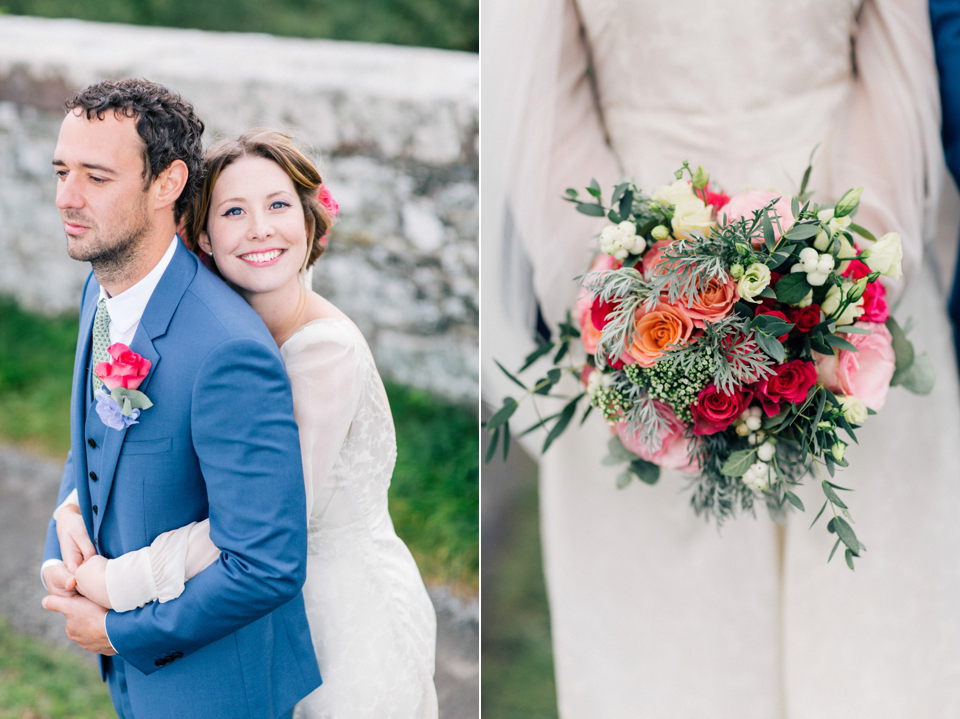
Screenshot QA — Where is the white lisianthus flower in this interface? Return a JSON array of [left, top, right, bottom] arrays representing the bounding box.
[[737, 263, 772, 303], [832, 441, 847, 462], [821, 281, 865, 325], [671, 197, 714, 239], [796, 289, 814, 307], [838, 395, 868, 425], [828, 214, 852, 235], [813, 207, 857, 261], [730, 263, 744, 279], [652, 179, 698, 207], [599, 221, 645, 260], [861, 232, 903, 279], [742, 460, 771, 491]]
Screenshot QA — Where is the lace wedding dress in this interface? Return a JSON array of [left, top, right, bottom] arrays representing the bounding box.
[[105, 319, 438, 719], [482, 0, 960, 716]]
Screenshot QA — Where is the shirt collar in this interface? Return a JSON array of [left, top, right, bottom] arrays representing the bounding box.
[[99, 236, 180, 340]]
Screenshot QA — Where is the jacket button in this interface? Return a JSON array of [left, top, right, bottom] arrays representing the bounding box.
[[171, 651, 183, 659], [92, 505, 98, 515], [87, 438, 97, 448], [89, 471, 98, 482]]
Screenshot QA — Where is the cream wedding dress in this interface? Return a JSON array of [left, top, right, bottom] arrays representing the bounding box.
[[101, 319, 438, 719], [482, 0, 960, 716]]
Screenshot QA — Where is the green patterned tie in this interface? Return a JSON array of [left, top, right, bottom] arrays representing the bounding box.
[[91, 298, 110, 394]]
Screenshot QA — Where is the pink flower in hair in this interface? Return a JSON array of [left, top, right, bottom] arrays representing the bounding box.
[[317, 185, 339, 217]]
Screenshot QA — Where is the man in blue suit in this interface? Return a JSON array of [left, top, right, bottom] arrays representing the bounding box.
[[39, 78, 321, 718], [931, 0, 960, 361]]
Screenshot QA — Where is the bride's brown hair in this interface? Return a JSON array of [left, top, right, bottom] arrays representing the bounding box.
[[184, 129, 336, 270]]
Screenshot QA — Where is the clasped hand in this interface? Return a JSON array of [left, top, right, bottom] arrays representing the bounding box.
[[41, 505, 116, 655]]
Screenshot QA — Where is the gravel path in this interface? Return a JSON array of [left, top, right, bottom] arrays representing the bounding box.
[[0, 443, 477, 717]]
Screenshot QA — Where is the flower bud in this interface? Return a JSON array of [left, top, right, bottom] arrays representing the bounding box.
[[831, 441, 846, 462], [834, 187, 863, 217], [651, 225, 670, 241]]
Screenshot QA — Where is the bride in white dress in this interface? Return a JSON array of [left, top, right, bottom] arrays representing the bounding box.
[[57, 130, 439, 719], [482, 0, 960, 716]]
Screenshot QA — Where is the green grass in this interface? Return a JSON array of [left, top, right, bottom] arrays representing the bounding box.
[[0, 618, 114, 718], [0, 296, 75, 457], [0, 0, 478, 52], [481, 479, 559, 719], [0, 295, 478, 590], [387, 382, 478, 591]]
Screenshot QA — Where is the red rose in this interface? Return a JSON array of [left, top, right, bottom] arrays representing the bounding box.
[[859, 281, 889, 323], [842, 259, 871, 281], [591, 296, 618, 331], [754, 359, 817, 417], [787, 304, 822, 334], [692, 383, 753, 436], [95, 343, 151, 391], [704, 188, 730, 210]]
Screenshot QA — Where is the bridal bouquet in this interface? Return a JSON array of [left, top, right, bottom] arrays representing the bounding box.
[[486, 162, 933, 568]]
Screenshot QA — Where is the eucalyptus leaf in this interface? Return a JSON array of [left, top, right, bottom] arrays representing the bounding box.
[[885, 315, 915, 372], [753, 330, 786, 363], [821, 480, 848, 509], [542, 395, 581, 452], [809, 500, 828, 528], [520, 341, 555, 372], [828, 537, 841, 563], [761, 212, 776, 251], [616, 471, 633, 489], [610, 182, 630, 205], [893, 352, 935, 395], [845, 547, 856, 570], [832, 515, 860, 554], [784, 491, 804, 511], [824, 334, 858, 353], [619, 190, 634, 221], [494, 359, 528, 390], [576, 202, 606, 217], [502, 421, 511, 462], [630, 458, 660, 485], [774, 272, 811, 305], [484, 426, 500, 464], [783, 223, 820, 241], [849, 222, 876, 242], [486, 397, 518, 430], [721, 449, 756, 477]]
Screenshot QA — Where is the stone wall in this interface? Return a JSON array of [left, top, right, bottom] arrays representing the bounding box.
[[0, 16, 478, 402]]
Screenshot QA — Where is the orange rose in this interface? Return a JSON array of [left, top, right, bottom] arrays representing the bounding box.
[[627, 302, 695, 367], [684, 275, 737, 328]]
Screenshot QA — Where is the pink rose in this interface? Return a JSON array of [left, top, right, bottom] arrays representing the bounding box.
[[692, 383, 753, 436], [754, 360, 818, 417], [719, 190, 795, 247], [859, 282, 889, 323], [684, 275, 738, 328], [616, 401, 698, 473], [576, 254, 621, 354], [95, 343, 151, 391], [641, 240, 674, 280], [317, 185, 339, 217], [814, 321, 895, 410]]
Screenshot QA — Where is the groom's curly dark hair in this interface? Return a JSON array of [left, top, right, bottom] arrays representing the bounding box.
[[65, 78, 205, 223]]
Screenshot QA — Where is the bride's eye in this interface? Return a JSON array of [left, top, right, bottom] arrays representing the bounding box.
[[270, 200, 291, 210], [221, 207, 243, 217]]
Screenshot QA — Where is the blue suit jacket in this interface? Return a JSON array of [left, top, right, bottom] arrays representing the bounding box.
[[43, 241, 321, 718]]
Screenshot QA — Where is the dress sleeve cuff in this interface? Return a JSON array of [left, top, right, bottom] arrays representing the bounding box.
[[105, 548, 160, 613]]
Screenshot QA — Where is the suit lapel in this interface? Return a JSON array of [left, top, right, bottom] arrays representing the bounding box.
[[92, 241, 198, 533], [72, 280, 98, 525]]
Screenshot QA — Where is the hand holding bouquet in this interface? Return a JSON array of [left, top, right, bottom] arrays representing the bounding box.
[[486, 161, 933, 569]]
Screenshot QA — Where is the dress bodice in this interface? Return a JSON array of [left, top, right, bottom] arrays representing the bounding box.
[[578, 0, 862, 192]]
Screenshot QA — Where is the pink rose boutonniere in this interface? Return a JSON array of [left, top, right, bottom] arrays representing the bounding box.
[[94, 343, 154, 430]]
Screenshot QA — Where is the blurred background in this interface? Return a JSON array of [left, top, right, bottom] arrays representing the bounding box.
[[0, 2, 477, 717]]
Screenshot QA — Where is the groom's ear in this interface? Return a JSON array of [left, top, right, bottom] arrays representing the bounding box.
[[198, 230, 213, 256], [152, 159, 189, 212]]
